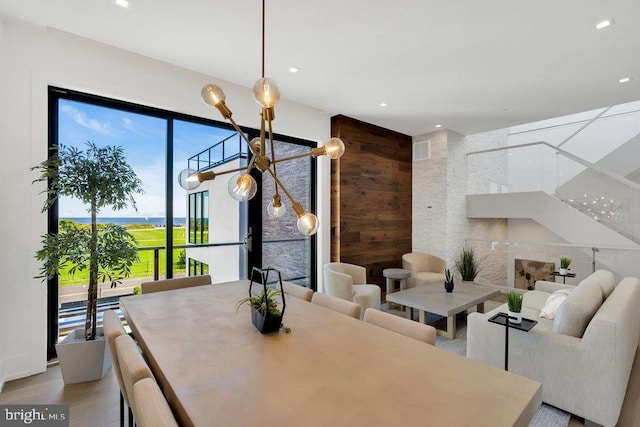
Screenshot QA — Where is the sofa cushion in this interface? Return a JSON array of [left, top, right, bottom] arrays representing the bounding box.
[[539, 288, 573, 320], [552, 281, 603, 338], [522, 290, 552, 311], [579, 269, 614, 300]]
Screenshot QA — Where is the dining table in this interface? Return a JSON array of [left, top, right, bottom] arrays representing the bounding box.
[[120, 280, 542, 427]]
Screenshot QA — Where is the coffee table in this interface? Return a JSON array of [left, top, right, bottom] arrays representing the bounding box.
[[386, 282, 500, 339]]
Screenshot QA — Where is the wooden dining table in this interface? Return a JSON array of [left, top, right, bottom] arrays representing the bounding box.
[[120, 280, 542, 427]]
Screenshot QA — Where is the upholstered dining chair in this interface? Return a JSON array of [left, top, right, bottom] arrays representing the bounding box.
[[323, 262, 381, 318], [103, 310, 133, 427], [282, 282, 313, 302], [133, 378, 178, 427], [363, 308, 437, 345], [311, 292, 362, 319], [402, 252, 447, 287], [115, 334, 154, 424], [141, 274, 212, 294]]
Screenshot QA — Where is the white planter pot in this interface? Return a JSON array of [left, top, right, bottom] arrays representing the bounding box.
[[508, 310, 522, 325], [559, 268, 568, 275], [55, 327, 112, 384]]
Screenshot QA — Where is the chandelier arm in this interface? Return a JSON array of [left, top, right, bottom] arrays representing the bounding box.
[[273, 151, 318, 164], [262, 163, 300, 210], [266, 115, 280, 198], [225, 116, 261, 172], [207, 165, 247, 179]]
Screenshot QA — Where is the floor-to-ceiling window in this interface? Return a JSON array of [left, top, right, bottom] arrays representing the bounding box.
[[47, 87, 317, 358]]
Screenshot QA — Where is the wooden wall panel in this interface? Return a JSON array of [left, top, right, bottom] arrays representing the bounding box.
[[330, 115, 412, 291]]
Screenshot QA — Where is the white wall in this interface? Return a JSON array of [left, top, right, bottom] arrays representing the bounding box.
[[0, 19, 331, 383]]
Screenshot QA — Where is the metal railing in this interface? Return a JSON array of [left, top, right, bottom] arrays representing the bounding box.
[[187, 132, 248, 172]]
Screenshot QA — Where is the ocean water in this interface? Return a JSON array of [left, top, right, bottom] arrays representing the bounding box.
[[62, 217, 186, 227]]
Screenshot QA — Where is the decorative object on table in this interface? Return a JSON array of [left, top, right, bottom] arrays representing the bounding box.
[[559, 257, 572, 275], [506, 291, 523, 324], [177, 0, 345, 237], [33, 142, 143, 383], [444, 268, 455, 293], [236, 267, 287, 334], [455, 246, 479, 282]]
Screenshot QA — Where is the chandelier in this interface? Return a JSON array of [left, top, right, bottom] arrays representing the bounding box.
[[178, 0, 344, 236]]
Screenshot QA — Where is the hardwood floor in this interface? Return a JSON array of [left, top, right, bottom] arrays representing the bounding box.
[[1, 340, 639, 427]]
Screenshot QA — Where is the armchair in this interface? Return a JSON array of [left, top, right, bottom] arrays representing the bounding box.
[[323, 262, 381, 318], [402, 252, 446, 288]]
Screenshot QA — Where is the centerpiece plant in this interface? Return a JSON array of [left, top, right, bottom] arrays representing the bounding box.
[[33, 142, 144, 341]]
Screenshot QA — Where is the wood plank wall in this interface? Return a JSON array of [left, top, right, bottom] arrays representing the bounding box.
[[330, 115, 412, 291]]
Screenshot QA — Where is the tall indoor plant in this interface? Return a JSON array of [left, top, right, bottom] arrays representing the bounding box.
[[33, 142, 143, 341], [455, 246, 480, 282]]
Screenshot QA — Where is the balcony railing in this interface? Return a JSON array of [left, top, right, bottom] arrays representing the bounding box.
[[187, 132, 248, 172]]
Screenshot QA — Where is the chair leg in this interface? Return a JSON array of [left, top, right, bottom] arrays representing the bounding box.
[[128, 407, 134, 427], [119, 393, 124, 427]]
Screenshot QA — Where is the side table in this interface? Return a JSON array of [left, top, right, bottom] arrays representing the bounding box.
[[488, 313, 537, 371], [383, 268, 410, 310], [551, 271, 576, 284]]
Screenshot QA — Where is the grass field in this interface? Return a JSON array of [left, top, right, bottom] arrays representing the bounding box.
[[58, 226, 187, 286]]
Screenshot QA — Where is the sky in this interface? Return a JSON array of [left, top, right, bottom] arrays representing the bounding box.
[[58, 99, 236, 218]]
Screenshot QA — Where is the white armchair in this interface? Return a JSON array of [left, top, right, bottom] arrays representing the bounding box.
[[323, 262, 381, 318], [402, 252, 446, 288]]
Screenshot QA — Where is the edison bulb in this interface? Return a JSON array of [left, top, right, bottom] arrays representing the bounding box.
[[296, 212, 319, 236], [178, 168, 201, 190], [252, 77, 280, 109], [324, 137, 345, 159], [267, 198, 286, 218], [201, 84, 226, 107], [227, 173, 257, 202]]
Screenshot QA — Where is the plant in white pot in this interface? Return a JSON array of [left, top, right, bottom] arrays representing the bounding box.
[[559, 257, 571, 275], [506, 291, 523, 325], [33, 142, 143, 384]]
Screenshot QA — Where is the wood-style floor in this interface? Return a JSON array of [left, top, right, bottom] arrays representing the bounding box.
[[1, 338, 639, 426]]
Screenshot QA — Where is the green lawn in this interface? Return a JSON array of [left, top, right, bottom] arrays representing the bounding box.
[[58, 226, 187, 286]]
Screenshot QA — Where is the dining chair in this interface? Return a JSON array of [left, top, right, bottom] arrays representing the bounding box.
[[115, 334, 154, 423], [363, 308, 437, 345], [323, 262, 381, 317], [133, 378, 178, 427], [402, 253, 446, 288], [311, 292, 362, 319], [282, 282, 313, 302], [102, 310, 133, 427], [141, 274, 212, 294]]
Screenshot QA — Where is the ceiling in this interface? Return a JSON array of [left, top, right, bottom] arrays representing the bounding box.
[[1, 0, 639, 136]]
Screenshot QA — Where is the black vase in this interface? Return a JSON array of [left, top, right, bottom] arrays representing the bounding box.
[[444, 280, 454, 293]]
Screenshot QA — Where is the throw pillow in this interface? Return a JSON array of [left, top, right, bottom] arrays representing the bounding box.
[[539, 288, 573, 319], [553, 281, 603, 338]]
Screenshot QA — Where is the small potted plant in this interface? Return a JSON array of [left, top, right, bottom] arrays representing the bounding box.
[[444, 268, 454, 293], [506, 291, 523, 324], [559, 257, 571, 275], [236, 267, 287, 334]]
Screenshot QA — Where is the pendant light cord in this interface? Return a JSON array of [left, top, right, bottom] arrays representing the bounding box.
[[261, 0, 265, 78]]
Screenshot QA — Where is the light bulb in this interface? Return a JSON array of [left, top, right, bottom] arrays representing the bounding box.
[[296, 212, 319, 236], [267, 196, 286, 218], [324, 138, 345, 159], [201, 84, 226, 107], [178, 168, 201, 190], [252, 77, 280, 109], [227, 173, 257, 202]]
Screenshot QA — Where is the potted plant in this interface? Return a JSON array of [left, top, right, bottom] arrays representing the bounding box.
[[455, 246, 479, 282], [236, 267, 288, 334], [506, 291, 523, 324], [444, 268, 454, 293], [33, 142, 143, 383], [559, 257, 572, 275]]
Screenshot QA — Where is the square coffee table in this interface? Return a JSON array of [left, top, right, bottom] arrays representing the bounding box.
[[386, 282, 500, 338]]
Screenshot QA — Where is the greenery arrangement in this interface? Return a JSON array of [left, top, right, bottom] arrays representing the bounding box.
[[455, 246, 480, 281], [506, 291, 523, 313], [560, 257, 572, 269], [33, 142, 144, 340], [236, 287, 290, 333]]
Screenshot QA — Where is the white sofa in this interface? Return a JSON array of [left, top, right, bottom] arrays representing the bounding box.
[[467, 270, 640, 427]]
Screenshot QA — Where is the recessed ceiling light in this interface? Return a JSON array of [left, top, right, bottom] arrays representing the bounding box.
[[594, 18, 614, 30], [435, 124, 442, 128], [619, 77, 632, 83], [288, 67, 299, 73], [379, 102, 388, 107], [114, 0, 129, 8]]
